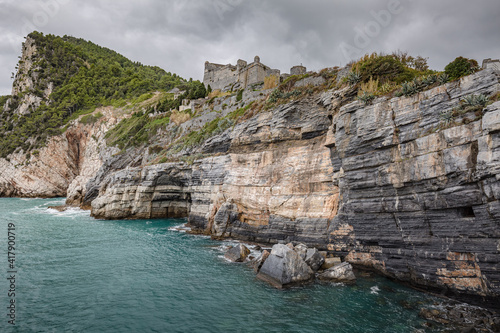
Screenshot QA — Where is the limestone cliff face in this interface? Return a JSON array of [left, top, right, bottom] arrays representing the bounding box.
[[7, 36, 52, 116], [89, 69, 500, 303], [327, 69, 500, 302], [0, 108, 119, 200]]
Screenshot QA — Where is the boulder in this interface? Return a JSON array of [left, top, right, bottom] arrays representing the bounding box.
[[257, 244, 313, 288], [318, 262, 356, 283], [253, 250, 270, 273], [304, 248, 325, 272], [293, 243, 308, 260], [321, 257, 342, 270], [224, 244, 250, 262]]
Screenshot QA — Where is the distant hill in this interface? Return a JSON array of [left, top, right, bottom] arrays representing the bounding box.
[[0, 31, 196, 158]]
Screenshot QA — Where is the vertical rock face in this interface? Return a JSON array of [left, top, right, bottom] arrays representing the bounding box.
[[327, 69, 500, 302], [90, 162, 193, 220], [0, 108, 118, 199], [89, 70, 500, 303]]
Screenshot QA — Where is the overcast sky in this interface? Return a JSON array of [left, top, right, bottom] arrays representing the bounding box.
[[1, 0, 499, 95]]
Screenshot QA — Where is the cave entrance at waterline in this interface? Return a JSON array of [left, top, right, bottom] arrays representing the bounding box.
[[149, 192, 192, 219]]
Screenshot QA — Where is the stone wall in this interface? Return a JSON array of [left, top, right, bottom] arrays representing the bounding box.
[[203, 56, 281, 91], [203, 62, 239, 91]]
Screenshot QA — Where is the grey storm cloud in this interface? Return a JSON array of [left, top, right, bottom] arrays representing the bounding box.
[[1, 0, 499, 95]]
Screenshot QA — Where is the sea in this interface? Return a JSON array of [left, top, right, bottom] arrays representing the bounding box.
[[0, 197, 451, 332]]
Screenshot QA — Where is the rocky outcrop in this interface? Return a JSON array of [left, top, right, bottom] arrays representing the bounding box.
[[90, 162, 192, 219], [2, 60, 499, 306], [87, 69, 500, 305], [224, 244, 251, 262]]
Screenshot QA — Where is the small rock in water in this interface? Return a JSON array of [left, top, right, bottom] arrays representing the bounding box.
[[224, 244, 251, 262], [318, 262, 356, 283], [257, 244, 313, 288]]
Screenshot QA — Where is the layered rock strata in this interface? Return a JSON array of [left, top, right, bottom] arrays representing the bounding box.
[[89, 69, 500, 305]]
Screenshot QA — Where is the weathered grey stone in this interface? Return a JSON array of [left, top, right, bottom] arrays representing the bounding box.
[[224, 244, 250, 262], [318, 262, 356, 283], [294, 76, 326, 88], [257, 244, 314, 288], [293, 243, 308, 259], [304, 248, 325, 272]]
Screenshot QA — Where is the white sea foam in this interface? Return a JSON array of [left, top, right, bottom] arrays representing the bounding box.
[[370, 286, 380, 294], [41, 206, 90, 219], [168, 223, 192, 233]]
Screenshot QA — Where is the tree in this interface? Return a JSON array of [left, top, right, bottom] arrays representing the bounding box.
[[444, 57, 479, 80]]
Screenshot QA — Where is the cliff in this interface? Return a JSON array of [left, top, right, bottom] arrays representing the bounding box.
[[0, 107, 119, 199], [1, 34, 499, 306], [89, 69, 500, 305]]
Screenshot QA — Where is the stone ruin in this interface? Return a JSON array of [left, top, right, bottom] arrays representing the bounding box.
[[203, 56, 306, 92], [482, 58, 500, 71]]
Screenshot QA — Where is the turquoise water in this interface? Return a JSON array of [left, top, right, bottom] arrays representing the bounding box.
[[0, 198, 445, 332]]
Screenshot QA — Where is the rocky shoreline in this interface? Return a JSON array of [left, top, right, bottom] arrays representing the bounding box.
[[218, 236, 500, 332], [169, 221, 500, 332]]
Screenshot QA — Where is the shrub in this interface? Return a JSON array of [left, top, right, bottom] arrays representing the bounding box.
[[236, 89, 243, 102], [345, 71, 361, 85], [353, 53, 417, 85], [358, 92, 376, 105], [440, 109, 454, 125], [462, 94, 488, 107], [444, 57, 479, 81]]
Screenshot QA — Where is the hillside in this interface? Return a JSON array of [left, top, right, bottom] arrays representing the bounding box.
[[0, 31, 202, 158]]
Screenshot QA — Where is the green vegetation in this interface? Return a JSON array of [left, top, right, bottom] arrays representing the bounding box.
[[268, 88, 302, 104], [104, 82, 208, 150], [345, 71, 361, 85], [0, 31, 201, 158], [236, 89, 243, 102], [444, 57, 479, 81], [440, 93, 490, 127], [358, 91, 376, 105], [0, 95, 10, 112], [105, 111, 170, 149], [352, 53, 421, 85], [175, 103, 253, 151], [79, 112, 103, 124]]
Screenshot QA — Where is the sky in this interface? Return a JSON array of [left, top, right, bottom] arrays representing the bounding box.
[[0, 0, 499, 95]]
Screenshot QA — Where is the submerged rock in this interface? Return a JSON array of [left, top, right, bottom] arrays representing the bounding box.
[[318, 262, 356, 283], [225, 244, 251, 262], [257, 244, 313, 288]]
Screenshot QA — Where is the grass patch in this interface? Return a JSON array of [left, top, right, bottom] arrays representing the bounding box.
[[79, 112, 103, 124]]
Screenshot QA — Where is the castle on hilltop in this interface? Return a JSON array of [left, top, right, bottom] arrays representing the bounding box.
[[203, 56, 306, 91]]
